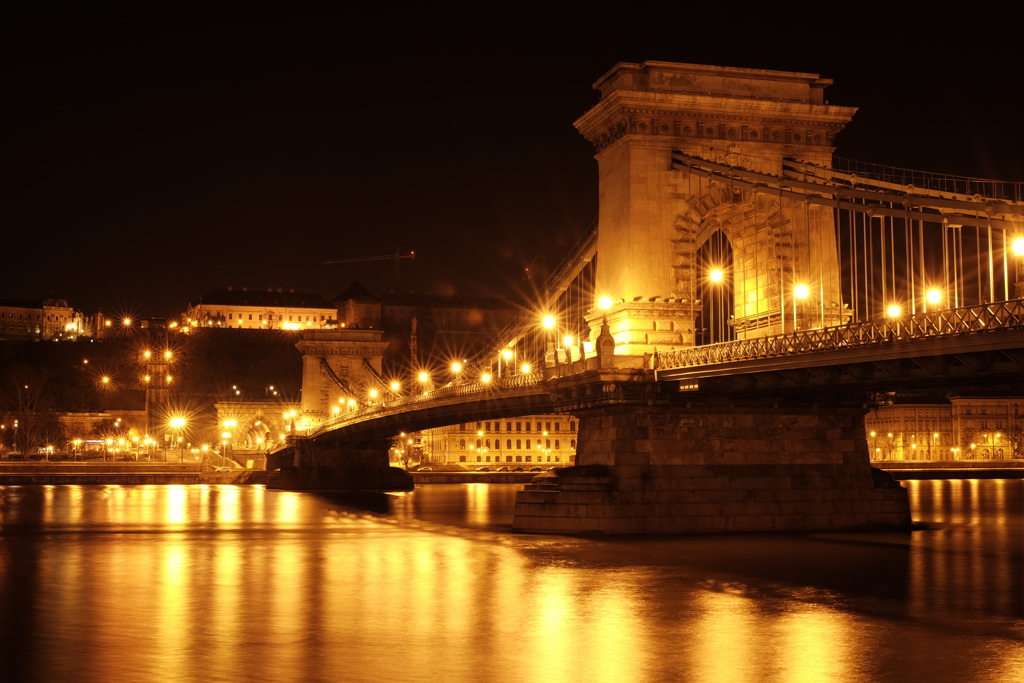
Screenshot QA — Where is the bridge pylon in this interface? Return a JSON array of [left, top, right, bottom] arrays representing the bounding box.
[[267, 328, 411, 491], [575, 61, 856, 358]]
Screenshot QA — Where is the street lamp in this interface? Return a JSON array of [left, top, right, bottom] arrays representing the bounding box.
[[793, 283, 809, 332], [542, 315, 558, 376]]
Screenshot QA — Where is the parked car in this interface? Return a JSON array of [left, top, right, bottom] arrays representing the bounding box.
[[496, 466, 510, 472]]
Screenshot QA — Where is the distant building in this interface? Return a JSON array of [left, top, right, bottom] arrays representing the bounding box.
[[0, 298, 79, 340], [418, 415, 577, 467], [332, 281, 519, 374], [185, 287, 337, 330], [866, 395, 1024, 461]]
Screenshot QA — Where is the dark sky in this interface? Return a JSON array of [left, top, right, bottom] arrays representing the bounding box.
[[4, 3, 1022, 317]]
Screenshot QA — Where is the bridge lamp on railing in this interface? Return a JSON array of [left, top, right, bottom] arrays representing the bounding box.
[[481, 373, 491, 384], [792, 284, 809, 331], [521, 363, 532, 374], [887, 304, 902, 319], [598, 296, 613, 310], [563, 336, 575, 365], [926, 289, 942, 309]]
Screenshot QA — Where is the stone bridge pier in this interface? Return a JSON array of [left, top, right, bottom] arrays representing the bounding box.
[[267, 435, 413, 492], [512, 374, 910, 534]]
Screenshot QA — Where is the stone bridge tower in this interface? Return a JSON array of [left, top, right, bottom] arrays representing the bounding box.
[[295, 329, 390, 422], [574, 61, 857, 356]]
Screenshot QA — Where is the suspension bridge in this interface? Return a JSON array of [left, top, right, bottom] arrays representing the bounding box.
[[271, 60, 1024, 534]]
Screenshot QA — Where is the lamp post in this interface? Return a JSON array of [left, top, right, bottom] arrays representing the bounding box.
[[542, 315, 557, 377], [1012, 236, 1024, 298], [169, 416, 186, 463], [794, 283, 809, 333]]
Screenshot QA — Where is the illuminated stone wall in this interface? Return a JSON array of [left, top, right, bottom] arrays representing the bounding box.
[[575, 61, 855, 355]]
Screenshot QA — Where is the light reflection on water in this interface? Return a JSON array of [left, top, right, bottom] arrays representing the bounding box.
[[0, 480, 1022, 683]]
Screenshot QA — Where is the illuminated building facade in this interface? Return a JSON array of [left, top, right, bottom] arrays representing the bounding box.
[[418, 415, 577, 467], [186, 287, 337, 330], [0, 298, 79, 340], [866, 395, 1024, 461]]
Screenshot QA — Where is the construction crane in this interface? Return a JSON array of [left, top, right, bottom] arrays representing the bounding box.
[[324, 248, 415, 290]]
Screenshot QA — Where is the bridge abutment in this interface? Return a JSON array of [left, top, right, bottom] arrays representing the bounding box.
[[267, 437, 413, 491], [512, 394, 910, 534]]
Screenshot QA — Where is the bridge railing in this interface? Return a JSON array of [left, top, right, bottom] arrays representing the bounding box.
[[655, 298, 1024, 371], [307, 371, 545, 437]]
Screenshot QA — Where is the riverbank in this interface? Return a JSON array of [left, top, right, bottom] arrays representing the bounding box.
[[3, 461, 1022, 486], [878, 460, 1024, 479], [0, 462, 266, 485]]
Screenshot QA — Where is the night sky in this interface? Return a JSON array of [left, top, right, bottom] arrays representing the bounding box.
[[5, 4, 1022, 318]]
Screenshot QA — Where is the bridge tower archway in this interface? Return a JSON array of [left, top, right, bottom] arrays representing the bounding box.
[[575, 61, 856, 357], [694, 228, 734, 345]]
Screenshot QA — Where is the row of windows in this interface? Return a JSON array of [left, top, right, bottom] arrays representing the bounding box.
[[215, 311, 327, 322], [458, 438, 576, 450], [960, 420, 1006, 430], [459, 420, 576, 433], [962, 407, 1023, 415], [0, 323, 36, 334], [458, 454, 562, 463]]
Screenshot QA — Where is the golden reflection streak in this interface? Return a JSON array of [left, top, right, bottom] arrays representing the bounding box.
[[165, 485, 188, 525], [694, 590, 756, 682], [206, 541, 243, 681], [465, 483, 490, 527], [273, 491, 301, 525], [776, 610, 857, 683], [42, 484, 55, 525], [154, 543, 190, 679], [215, 485, 241, 526]]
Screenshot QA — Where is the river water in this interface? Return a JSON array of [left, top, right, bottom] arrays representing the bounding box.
[[0, 479, 1021, 683]]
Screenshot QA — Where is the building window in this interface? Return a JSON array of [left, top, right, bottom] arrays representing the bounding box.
[[526, 439, 531, 450], [516, 439, 521, 449], [545, 422, 551, 431], [516, 422, 522, 431], [536, 422, 542, 432], [555, 440, 560, 449], [477, 455, 482, 462], [506, 422, 512, 431], [506, 456, 512, 463], [459, 439, 466, 449], [546, 439, 551, 449], [570, 421, 576, 431], [486, 422, 491, 431], [516, 456, 522, 463], [526, 456, 531, 462], [476, 439, 481, 449], [506, 439, 511, 450], [571, 439, 576, 449], [486, 439, 491, 449], [554, 423, 560, 432], [494, 439, 500, 450], [249, 314, 253, 320], [459, 456, 466, 462]]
